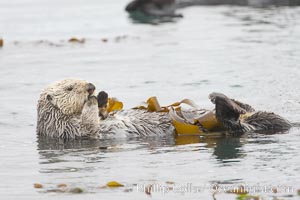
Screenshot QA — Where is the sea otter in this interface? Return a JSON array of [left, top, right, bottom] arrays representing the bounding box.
[[36, 79, 173, 139], [37, 79, 96, 138], [36, 79, 291, 139], [176, 0, 300, 7], [125, 0, 183, 18], [208, 92, 292, 134], [125, 0, 300, 18]]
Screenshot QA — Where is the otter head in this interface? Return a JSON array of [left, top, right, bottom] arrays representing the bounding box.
[[44, 79, 96, 116]]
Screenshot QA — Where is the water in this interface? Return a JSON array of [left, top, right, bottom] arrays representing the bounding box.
[[0, 0, 300, 199]]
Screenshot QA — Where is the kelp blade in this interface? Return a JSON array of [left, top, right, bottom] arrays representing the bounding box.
[[107, 98, 123, 113], [169, 107, 203, 134], [172, 120, 203, 135], [132, 96, 225, 135], [197, 111, 223, 131], [146, 96, 162, 112]]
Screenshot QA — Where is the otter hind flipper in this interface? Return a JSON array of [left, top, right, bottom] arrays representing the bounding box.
[[209, 92, 246, 121], [209, 92, 253, 135], [244, 111, 292, 131], [231, 99, 255, 112], [209, 93, 292, 134]]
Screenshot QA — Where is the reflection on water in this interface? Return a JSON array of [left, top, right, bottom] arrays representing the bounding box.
[[35, 131, 300, 199], [175, 134, 246, 161], [222, 7, 297, 29], [37, 134, 248, 174], [128, 11, 182, 24], [213, 137, 245, 161], [37, 137, 103, 151]]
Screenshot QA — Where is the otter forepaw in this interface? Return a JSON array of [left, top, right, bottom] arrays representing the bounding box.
[[233, 104, 246, 115], [86, 95, 98, 107], [209, 92, 246, 115], [82, 95, 99, 121], [81, 95, 100, 137], [97, 91, 109, 120]]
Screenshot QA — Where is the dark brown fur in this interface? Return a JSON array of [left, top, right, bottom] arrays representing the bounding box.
[[209, 92, 292, 135]]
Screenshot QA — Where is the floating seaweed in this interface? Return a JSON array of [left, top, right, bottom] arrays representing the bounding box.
[[46, 189, 65, 193], [106, 181, 124, 187], [33, 183, 43, 189], [68, 37, 85, 44], [57, 183, 67, 188], [236, 194, 260, 200], [69, 187, 84, 193], [68, 37, 85, 43]]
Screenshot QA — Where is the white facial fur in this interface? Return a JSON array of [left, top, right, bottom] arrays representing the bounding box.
[[44, 79, 91, 116]]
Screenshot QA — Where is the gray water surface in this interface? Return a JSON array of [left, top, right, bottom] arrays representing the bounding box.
[[0, 0, 300, 199]]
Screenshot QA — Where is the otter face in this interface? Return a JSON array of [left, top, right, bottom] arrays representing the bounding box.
[[44, 79, 96, 116]]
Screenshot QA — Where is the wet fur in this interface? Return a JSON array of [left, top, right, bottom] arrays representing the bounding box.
[[37, 80, 291, 139], [37, 79, 173, 139], [209, 92, 292, 135], [37, 79, 92, 138]]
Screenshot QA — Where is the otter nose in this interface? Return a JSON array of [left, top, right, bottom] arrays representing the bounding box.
[[87, 83, 96, 95]]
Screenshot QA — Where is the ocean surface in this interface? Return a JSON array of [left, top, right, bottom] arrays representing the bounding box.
[[0, 0, 299, 199]]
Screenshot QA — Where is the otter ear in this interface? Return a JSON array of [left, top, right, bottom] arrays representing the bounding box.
[[46, 94, 53, 101]]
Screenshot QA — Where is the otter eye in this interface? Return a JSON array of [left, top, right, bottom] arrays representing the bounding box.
[[66, 87, 73, 91]]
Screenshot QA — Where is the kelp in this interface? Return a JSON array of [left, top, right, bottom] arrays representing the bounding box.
[[57, 183, 67, 188], [132, 96, 224, 135], [68, 37, 85, 43], [69, 187, 84, 193], [33, 183, 43, 189], [33, 183, 84, 194], [106, 181, 124, 187], [0, 38, 3, 47], [99, 94, 226, 135], [236, 194, 260, 200], [107, 98, 123, 113]]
